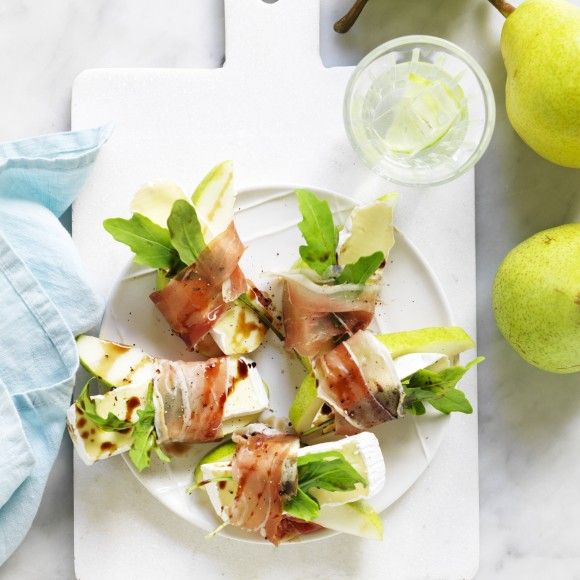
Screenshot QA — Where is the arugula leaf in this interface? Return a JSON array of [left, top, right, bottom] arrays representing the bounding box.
[[103, 214, 178, 270], [403, 356, 483, 415], [75, 379, 133, 432], [297, 451, 367, 493], [335, 251, 384, 285], [167, 199, 206, 265], [429, 386, 473, 414], [128, 383, 170, 472], [283, 488, 320, 521], [283, 450, 367, 521], [296, 189, 339, 275], [295, 450, 344, 467]]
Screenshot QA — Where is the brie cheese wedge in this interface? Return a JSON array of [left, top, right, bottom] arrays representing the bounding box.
[[220, 357, 269, 435]]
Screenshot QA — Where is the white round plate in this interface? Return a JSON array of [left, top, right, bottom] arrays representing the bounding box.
[[101, 185, 453, 544]]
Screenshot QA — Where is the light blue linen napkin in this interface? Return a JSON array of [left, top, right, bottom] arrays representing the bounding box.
[[0, 125, 111, 565]]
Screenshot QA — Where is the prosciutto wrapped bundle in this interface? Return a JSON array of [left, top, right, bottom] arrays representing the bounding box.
[[281, 271, 378, 358], [313, 331, 404, 436], [67, 336, 269, 469], [104, 161, 271, 356], [153, 358, 229, 444], [227, 426, 302, 544], [196, 427, 385, 543], [277, 189, 396, 359], [290, 327, 479, 441], [150, 223, 247, 350]]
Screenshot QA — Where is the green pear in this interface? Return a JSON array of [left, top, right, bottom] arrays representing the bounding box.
[[488, 0, 580, 167], [192, 440, 236, 487], [493, 223, 580, 373]]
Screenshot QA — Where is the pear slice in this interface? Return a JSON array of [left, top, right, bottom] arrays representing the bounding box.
[[130, 181, 188, 227], [193, 440, 236, 486], [377, 326, 475, 359], [192, 161, 271, 355], [315, 500, 383, 540], [77, 335, 154, 389], [289, 373, 323, 435], [191, 160, 236, 243], [393, 352, 450, 380], [383, 72, 465, 156], [338, 194, 398, 267], [129, 161, 236, 246]]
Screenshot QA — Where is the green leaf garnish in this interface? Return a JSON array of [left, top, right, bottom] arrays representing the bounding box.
[[167, 199, 206, 266], [75, 379, 133, 432], [335, 251, 384, 285], [296, 189, 339, 276], [283, 488, 320, 521], [296, 451, 367, 492], [283, 450, 367, 521], [128, 383, 170, 472], [103, 213, 179, 270], [294, 190, 385, 285], [403, 356, 483, 415]]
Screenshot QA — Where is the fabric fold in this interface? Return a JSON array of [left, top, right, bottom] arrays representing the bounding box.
[[0, 125, 109, 565], [0, 378, 35, 509], [0, 124, 112, 217]]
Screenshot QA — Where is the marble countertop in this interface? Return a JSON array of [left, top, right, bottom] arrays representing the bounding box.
[[0, 1, 578, 578]]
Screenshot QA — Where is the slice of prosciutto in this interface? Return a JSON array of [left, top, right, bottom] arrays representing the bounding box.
[[153, 358, 228, 444], [280, 271, 379, 358], [313, 330, 404, 435], [227, 425, 301, 545], [150, 222, 247, 350]]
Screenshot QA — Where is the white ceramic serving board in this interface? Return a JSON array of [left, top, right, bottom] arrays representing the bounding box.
[[71, 0, 478, 578]]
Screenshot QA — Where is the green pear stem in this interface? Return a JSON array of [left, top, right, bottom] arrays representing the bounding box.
[[486, 0, 516, 18], [334, 0, 370, 33]]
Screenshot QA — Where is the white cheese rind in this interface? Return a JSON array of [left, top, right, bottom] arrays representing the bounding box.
[[393, 352, 450, 380], [221, 358, 269, 434]]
